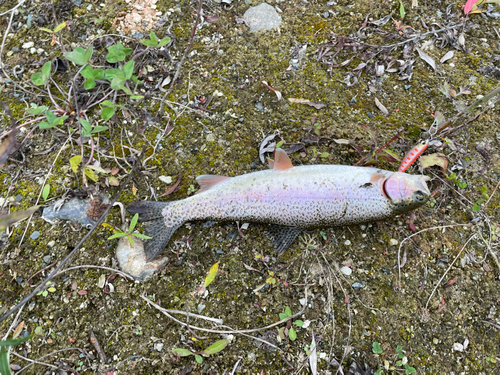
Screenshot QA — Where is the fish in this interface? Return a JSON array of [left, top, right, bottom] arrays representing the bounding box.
[[127, 148, 431, 260]]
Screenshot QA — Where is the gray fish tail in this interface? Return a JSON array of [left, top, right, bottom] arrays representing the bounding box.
[[127, 201, 181, 261]]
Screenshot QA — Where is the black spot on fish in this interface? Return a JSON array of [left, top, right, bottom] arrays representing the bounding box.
[[359, 182, 373, 188]]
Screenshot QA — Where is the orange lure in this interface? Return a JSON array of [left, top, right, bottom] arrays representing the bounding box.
[[398, 140, 429, 172]]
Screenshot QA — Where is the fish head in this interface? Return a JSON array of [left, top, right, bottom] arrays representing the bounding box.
[[382, 172, 431, 212]]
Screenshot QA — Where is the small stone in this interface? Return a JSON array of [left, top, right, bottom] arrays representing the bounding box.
[[389, 238, 399, 246], [116, 237, 169, 281], [43, 255, 52, 263], [12, 46, 20, 53], [352, 282, 366, 290], [340, 266, 352, 276], [154, 343, 164, 352], [159, 175, 172, 184], [344, 240, 351, 246], [30, 47, 36, 54], [30, 231, 40, 240], [22, 41, 34, 49], [452, 343, 464, 352], [243, 3, 282, 32], [206, 133, 215, 142], [47, 240, 55, 247]]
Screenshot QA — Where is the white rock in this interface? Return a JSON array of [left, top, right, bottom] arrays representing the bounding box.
[[159, 175, 172, 184], [116, 237, 169, 281], [344, 240, 351, 246], [340, 266, 352, 276], [30, 47, 36, 54], [452, 343, 464, 352], [390, 238, 399, 246], [22, 41, 34, 49]]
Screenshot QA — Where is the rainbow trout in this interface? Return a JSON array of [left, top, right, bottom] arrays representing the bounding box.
[[128, 149, 430, 260]]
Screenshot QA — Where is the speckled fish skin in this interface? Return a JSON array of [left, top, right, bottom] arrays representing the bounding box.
[[128, 149, 431, 259], [164, 165, 430, 228]]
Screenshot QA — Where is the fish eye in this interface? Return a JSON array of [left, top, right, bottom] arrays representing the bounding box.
[[413, 190, 425, 202]]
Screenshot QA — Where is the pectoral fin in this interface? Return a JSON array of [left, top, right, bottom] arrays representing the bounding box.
[[264, 225, 302, 254]]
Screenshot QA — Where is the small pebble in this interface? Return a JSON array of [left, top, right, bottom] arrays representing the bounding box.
[[344, 240, 351, 246], [389, 238, 399, 246], [47, 240, 55, 247], [43, 255, 51, 263], [30, 231, 40, 240], [340, 266, 352, 276], [154, 343, 164, 352], [22, 41, 34, 49], [159, 175, 172, 184], [452, 343, 464, 352], [352, 281, 366, 290]]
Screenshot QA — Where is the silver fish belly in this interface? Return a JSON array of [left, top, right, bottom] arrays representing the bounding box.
[[128, 149, 430, 259]]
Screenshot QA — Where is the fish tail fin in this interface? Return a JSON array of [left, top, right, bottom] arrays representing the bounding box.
[[127, 201, 181, 261]]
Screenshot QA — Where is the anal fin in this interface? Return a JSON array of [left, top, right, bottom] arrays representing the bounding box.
[[264, 225, 302, 254]]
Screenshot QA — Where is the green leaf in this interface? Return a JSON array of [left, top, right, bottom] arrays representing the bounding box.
[[399, 1, 405, 19], [204, 262, 219, 287], [83, 45, 93, 63], [0, 346, 10, 375], [65, 47, 87, 65], [288, 327, 297, 341], [80, 119, 92, 137], [132, 233, 152, 240], [110, 74, 126, 91], [108, 232, 128, 240], [101, 107, 115, 121], [150, 32, 158, 45], [195, 354, 203, 364], [105, 69, 123, 81], [93, 68, 104, 79], [41, 61, 52, 78], [39, 27, 53, 34], [127, 235, 135, 248], [101, 100, 115, 107], [372, 342, 383, 354], [397, 360, 402, 366], [202, 339, 228, 355], [70, 155, 82, 173], [42, 184, 50, 201], [130, 95, 144, 100], [123, 60, 134, 79], [34, 326, 44, 335], [84, 167, 99, 182], [84, 78, 96, 90], [279, 313, 288, 321], [80, 65, 94, 79], [172, 348, 193, 357], [129, 213, 139, 232], [140, 39, 157, 47], [45, 110, 57, 125], [28, 104, 48, 115], [91, 126, 108, 134], [120, 85, 133, 96], [31, 72, 45, 86], [38, 121, 51, 129], [293, 319, 304, 327], [319, 152, 329, 158], [158, 36, 171, 47], [285, 306, 292, 317], [47, 287, 56, 292], [53, 22, 66, 33], [0, 334, 32, 347]]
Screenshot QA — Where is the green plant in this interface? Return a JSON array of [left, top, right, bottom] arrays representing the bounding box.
[[38, 110, 68, 130], [30, 61, 51, 86], [278, 306, 304, 341], [80, 118, 108, 137], [311, 148, 329, 158], [108, 213, 152, 247], [42, 184, 50, 202], [140, 32, 171, 48], [172, 339, 228, 364], [372, 341, 383, 354], [106, 42, 131, 63], [446, 172, 467, 189], [37, 281, 56, 297], [0, 335, 32, 375], [472, 186, 488, 212]]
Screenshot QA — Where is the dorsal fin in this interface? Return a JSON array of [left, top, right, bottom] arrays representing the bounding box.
[[195, 175, 230, 194], [273, 148, 293, 170], [267, 158, 275, 169]]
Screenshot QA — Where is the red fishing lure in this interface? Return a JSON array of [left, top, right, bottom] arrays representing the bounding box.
[[398, 140, 429, 172]]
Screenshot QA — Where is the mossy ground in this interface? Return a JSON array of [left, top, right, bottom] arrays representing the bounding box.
[[1, 0, 500, 374]]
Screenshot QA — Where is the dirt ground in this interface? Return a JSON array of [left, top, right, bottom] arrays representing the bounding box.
[[0, 0, 500, 374]]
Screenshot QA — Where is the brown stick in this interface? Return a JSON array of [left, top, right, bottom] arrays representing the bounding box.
[[89, 328, 107, 363]]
